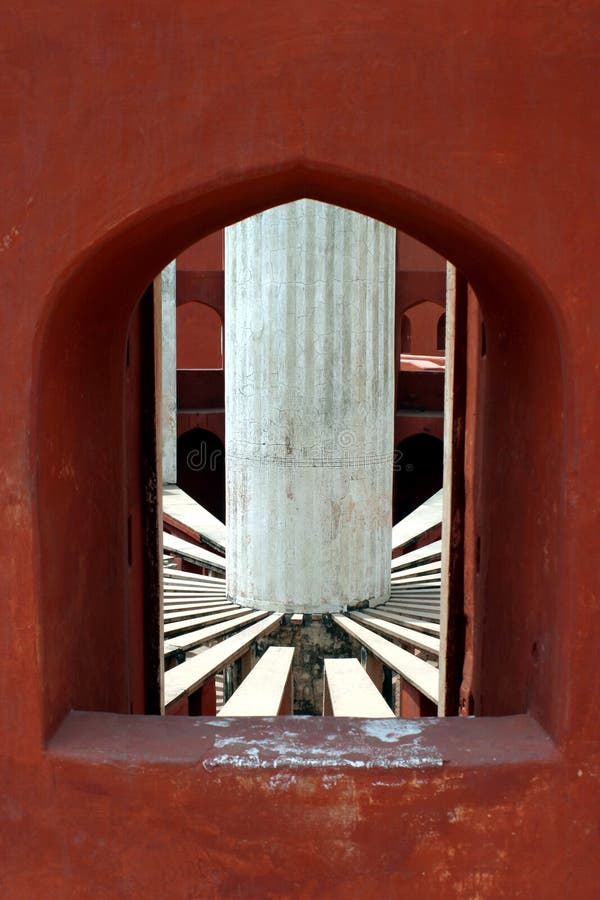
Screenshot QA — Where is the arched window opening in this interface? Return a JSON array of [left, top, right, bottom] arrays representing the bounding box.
[[176, 302, 223, 369], [157, 209, 459, 719], [400, 299, 445, 358], [36, 179, 564, 744]]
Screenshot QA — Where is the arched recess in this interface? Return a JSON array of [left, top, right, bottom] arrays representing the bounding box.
[[437, 312, 446, 351], [393, 433, 444, 524], [402, 298, 446, 357], [400, 314, 411, 354], [176, 302, 223, 369], [36, 165, 566, 740], [176, 427, 225, 523]]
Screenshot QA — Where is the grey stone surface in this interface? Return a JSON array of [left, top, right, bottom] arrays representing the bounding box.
[[161, 260, 177, 485], [225, 200, 395, 613]]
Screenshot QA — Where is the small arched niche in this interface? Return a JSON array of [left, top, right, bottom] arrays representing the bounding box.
[[402, 299, 446, 357], [177, 303, 223, 369]]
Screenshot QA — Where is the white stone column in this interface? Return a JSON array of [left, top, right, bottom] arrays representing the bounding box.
[[225, 201, 395, 613], [160, 261, 177, 485]]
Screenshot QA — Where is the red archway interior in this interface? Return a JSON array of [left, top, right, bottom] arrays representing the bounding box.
[[177, 303, 223, 369], [36, 167, 565, 746], [401, 299, 446, 357]]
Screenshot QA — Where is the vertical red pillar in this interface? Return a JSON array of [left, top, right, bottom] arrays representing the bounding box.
[[400, 679, 437, 717], [188, 677, 217, 716]]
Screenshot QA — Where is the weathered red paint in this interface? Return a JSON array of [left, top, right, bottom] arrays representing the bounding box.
[[1, 1, 599, 895], [178, 231, 224, 272], [176, 303, 223, 369]]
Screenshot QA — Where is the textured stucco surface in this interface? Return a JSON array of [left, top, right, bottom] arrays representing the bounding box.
[[161, 261, 177, 484], [225, 201, 395, 612], [5, 1, 599, 894]]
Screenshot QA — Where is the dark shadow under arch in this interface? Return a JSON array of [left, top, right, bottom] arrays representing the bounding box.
[[177, 427, 225, 523], [393, 433, 444, 524], [437, 312, 446, 351], [400, 314, 411, 354]]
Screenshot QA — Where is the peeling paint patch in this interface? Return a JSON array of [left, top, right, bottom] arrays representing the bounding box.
[[322, 774, 343, 789], [448, 806, 466, 823], [203, 725, 444, 771], [360, 719, 425, 742], [268, 773, 297, 790], [371, 780, 408, 787], [0, 225, 20, 252]]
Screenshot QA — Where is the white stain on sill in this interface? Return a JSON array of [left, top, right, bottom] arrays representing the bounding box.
[[361, 719, 424, 742], [268, 773, 297, 790], [202, 721, 443, 771]]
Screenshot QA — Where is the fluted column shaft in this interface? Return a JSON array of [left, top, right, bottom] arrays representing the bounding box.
[[160, 261, 177, 485], [225, 200, 395, 613]]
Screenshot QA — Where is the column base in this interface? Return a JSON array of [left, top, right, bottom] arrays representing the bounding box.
[[226, 595, 391, 615]]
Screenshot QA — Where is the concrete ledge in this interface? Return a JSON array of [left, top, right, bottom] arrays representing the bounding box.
[[48, 712, 560, 771]]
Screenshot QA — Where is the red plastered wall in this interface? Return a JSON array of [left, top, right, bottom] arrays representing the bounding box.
[[2, 2, 599, 895], [176, 302, 223, 369]]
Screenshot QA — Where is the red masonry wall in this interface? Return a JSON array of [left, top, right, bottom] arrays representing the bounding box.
[[177, 231, 224, 271], [176, 302, 223, 369], [402, 300, 446, 356], [1, 2, 599, 896]]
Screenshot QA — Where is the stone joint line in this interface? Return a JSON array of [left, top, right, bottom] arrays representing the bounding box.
[[227, 451, 394, 468]]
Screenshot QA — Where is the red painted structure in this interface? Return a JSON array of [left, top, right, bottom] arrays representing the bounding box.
[[2, 2, 599, 895], [175, 233, 226, 481], [176, 303, 222, 369]]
